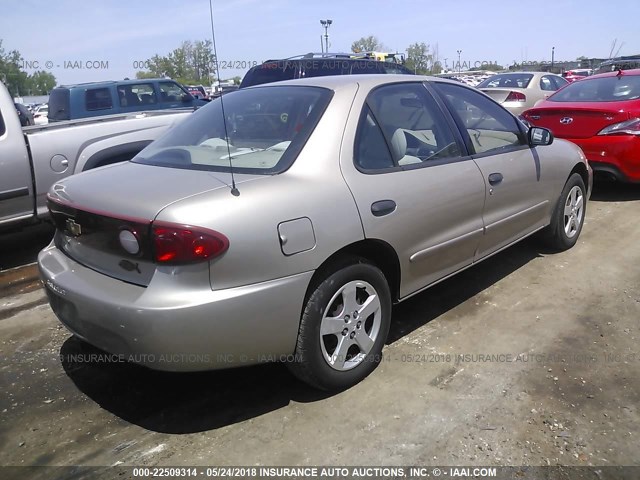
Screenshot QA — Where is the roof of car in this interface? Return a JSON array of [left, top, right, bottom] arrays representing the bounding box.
[[55, 78, 174, 89], [586, 68, 640, 79], [242, 74, 461, 92], [490, 71, 561, 77]]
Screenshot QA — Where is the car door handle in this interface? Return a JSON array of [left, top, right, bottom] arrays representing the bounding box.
[[371, 200, 396, 217], [488, 173, 503, 185]]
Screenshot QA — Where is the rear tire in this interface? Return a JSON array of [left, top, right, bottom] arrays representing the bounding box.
[[287, 259, 391, 391], [540, 173, 586, 251]]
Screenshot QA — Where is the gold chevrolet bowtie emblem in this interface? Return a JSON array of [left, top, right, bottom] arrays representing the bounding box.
[[66, 218, 82, 236]]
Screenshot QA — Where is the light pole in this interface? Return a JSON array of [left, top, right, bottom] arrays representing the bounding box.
[[320, 19, 332, 54], [551, 46, 555, 70], [457, 50, 463, 73]]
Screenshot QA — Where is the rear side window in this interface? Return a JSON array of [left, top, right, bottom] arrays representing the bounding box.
[[355, 82, 461, 171], [355, 107, 395, 170], [118, 83, 156, 107], [0, 111, 5, 136], [302, 60, 350, 77], [549, 75, 640, 102], [350, 61, 384, 75], [85, 88, 113, 111], [48, 89, 70, 121], [240, 63, 298, 87]]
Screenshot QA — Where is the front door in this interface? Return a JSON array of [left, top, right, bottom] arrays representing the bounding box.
[[432, 82, 550, 258], [340, 82, 486, 298]]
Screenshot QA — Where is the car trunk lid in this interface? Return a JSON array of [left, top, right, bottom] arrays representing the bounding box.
[[48, 161, 258, 286], [479, 88, 525, 104], [524, 102, 631, 139]]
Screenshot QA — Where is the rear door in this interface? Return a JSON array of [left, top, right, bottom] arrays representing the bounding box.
[[340, 82, 486, 298], [433, 82, 550, 258]]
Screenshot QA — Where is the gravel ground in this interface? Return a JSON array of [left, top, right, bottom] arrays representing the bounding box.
[[0, 182, 639, 479]]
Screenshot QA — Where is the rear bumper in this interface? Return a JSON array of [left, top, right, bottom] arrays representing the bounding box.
[[502, 103, 528, 116], [38, 245, 313, 371], [569, 135, 640, 182]]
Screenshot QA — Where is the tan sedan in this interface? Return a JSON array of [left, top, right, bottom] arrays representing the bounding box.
[[478, 71, 568, 115]]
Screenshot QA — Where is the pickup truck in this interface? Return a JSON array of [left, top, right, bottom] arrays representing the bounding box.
[[0, 81, 193, 231]]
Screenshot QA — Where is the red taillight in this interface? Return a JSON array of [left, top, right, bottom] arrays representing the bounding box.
[[152, 222, 229, 264], [505, 91, 526, 102]]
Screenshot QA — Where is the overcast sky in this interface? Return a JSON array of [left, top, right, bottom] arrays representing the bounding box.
[[1, 0, 638, 85]]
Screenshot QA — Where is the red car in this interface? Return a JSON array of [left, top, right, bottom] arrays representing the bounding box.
[[562, 69, 592, 83], [523, 69, 640, 182]]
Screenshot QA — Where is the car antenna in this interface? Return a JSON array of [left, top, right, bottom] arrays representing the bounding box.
[[209, 0, 239, 196]]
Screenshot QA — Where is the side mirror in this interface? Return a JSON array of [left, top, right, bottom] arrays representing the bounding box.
[[528, 126, 554, 146]]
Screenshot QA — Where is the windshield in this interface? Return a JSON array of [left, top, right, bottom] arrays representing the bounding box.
[[477, 74, 534, 89], [548, 74, 640, 102], [133, 85, 332, 174]]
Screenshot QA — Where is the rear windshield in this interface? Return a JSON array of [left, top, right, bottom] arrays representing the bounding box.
[[48, 89, 70, 121], [477, 74, 534, 89], [133, 86, 332, 174], [549, 75, 640, 102], [240, 63, 297, 87]]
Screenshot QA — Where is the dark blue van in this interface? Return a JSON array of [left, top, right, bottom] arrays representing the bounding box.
[[48, 78, 207, 122]]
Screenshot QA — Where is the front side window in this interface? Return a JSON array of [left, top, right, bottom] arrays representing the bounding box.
[[549, 75, 640, 102], [355, 82, 461, 171], [434, 82, 525, 155], [85, 88, 113, 111], [159, 81, 190, 103], [133, 86, 332, 174]]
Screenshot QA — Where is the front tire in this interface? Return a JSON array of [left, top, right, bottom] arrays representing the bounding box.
[[287, 259, 392, 391], [541, 173, 586, 251]]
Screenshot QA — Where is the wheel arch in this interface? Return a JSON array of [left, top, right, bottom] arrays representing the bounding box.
[[80, 140, 153, 171], [569, 162, 590, 193], [303, 238, 401, 310]]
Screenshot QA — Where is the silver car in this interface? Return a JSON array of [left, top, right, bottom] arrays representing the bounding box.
[[39, 75, 592, 391], [477, 71, 569, 115]]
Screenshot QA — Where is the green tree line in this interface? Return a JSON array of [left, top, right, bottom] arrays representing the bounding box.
[[0, 40, 57, 96], [136, 40, 217, 85]]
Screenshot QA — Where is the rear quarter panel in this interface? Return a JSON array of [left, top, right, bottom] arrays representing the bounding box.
[[154, 83, 365, 290]]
